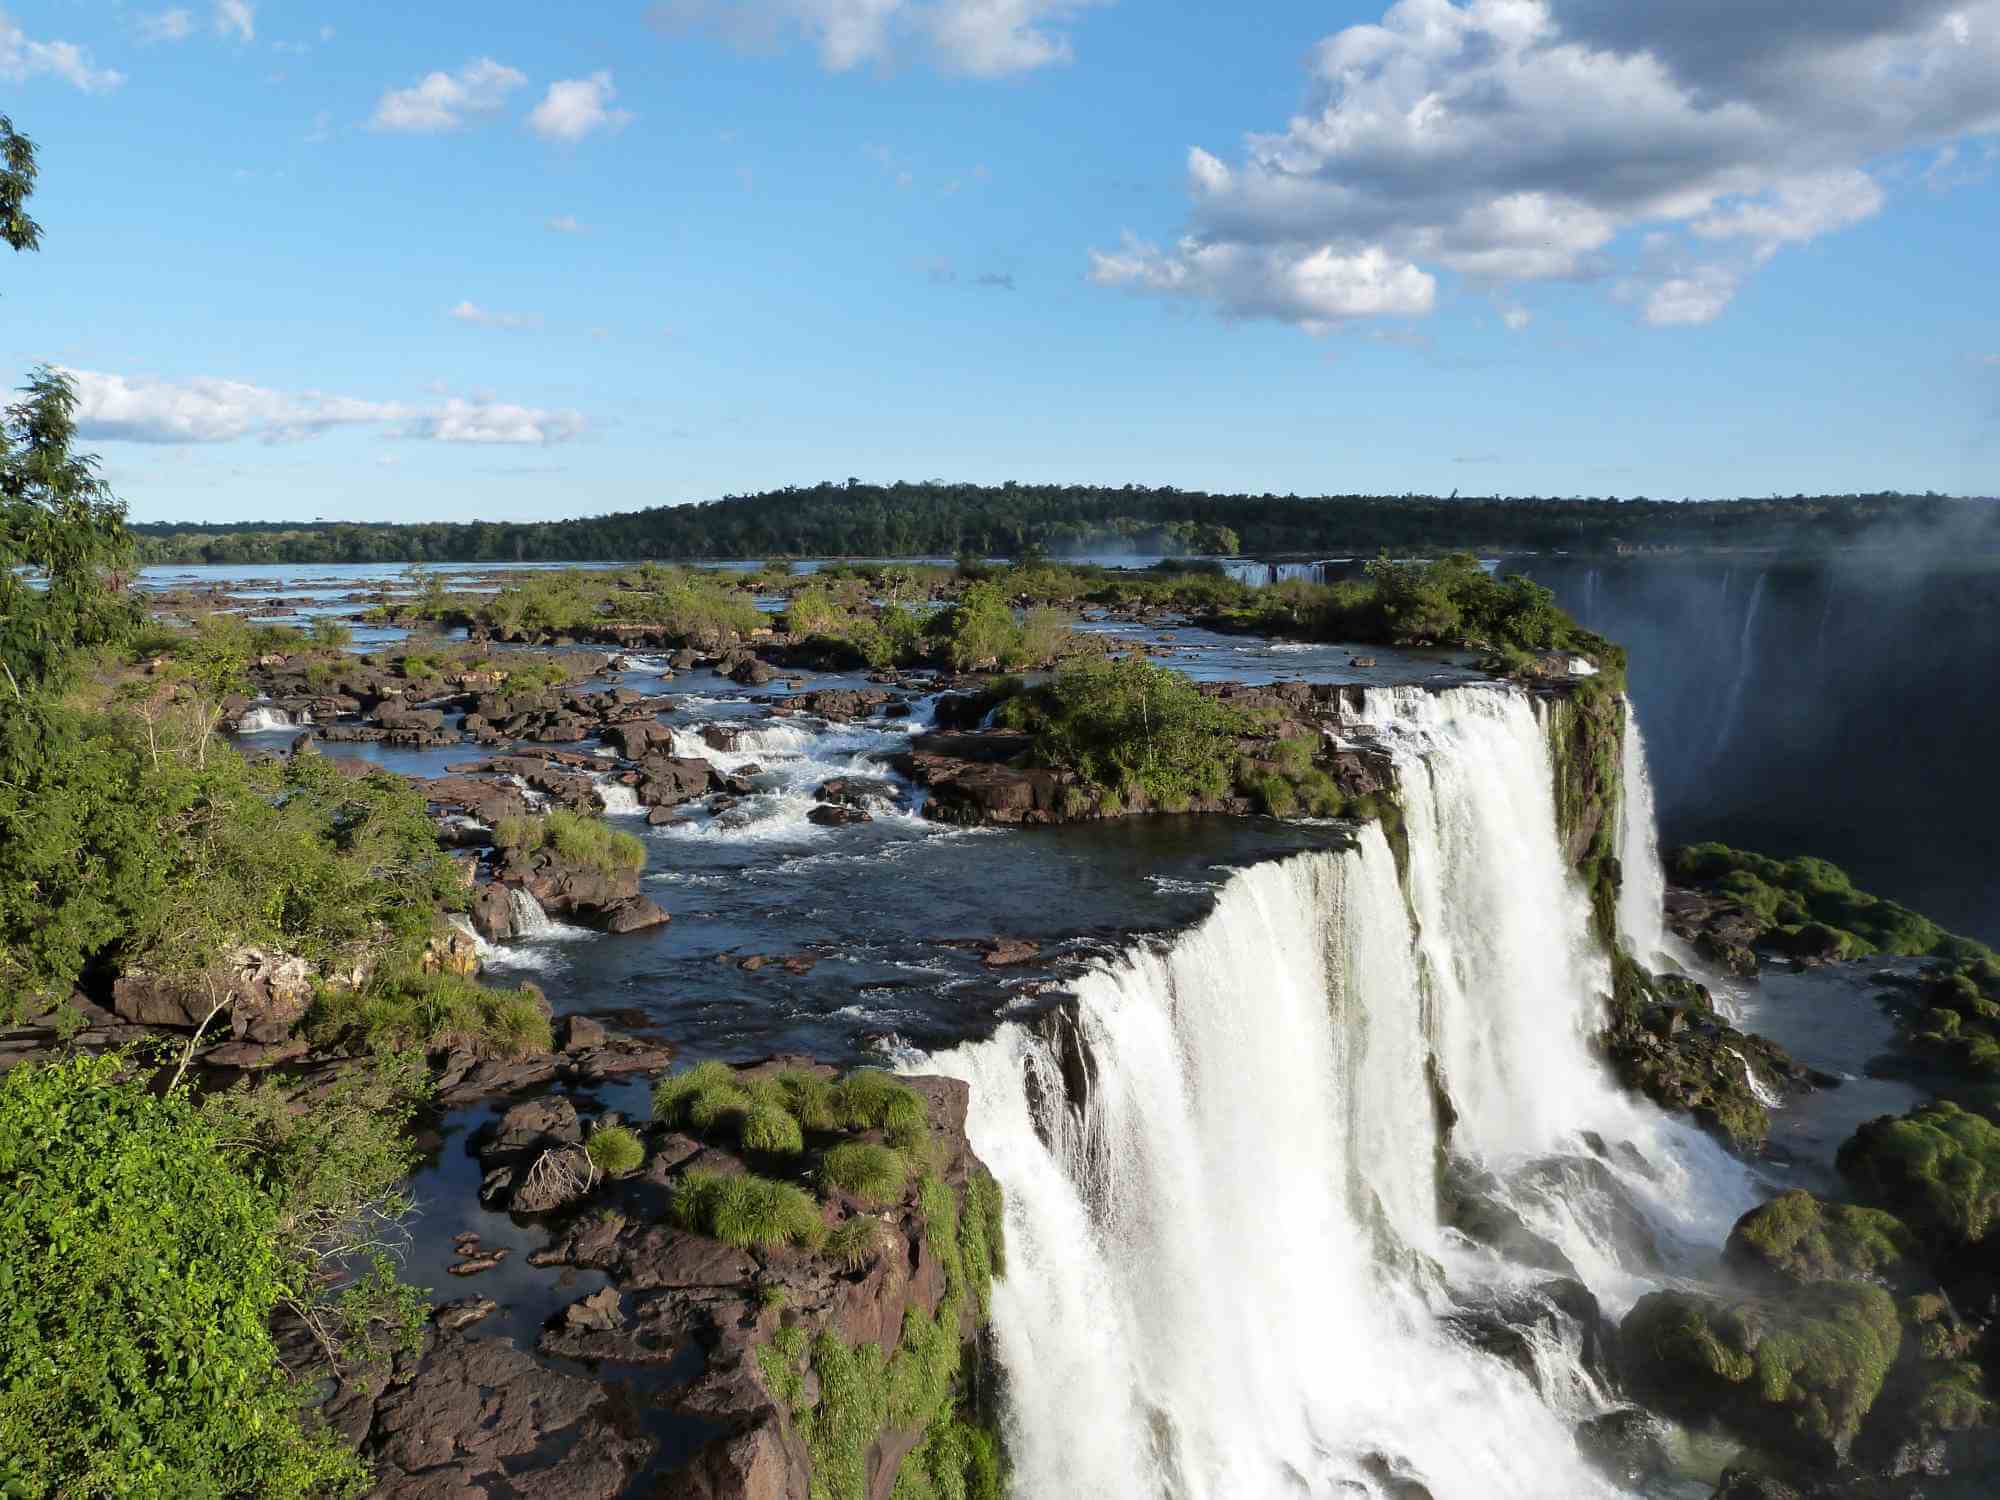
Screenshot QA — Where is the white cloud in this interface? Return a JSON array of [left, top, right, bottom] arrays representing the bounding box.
[[447, 299, 543, 331], [546, 214, 585, 233], [137, 8, 195, 43], [527, 72, 633, 143], [371, 57, 526, 133], [1099, 0, 2000, 332], [417, 397, 585, 445], [647, 0, 1096, 77], [1500, 304, 1532, 331], [1089, 234, 1435, 333], [63, 368, 583, 447], [215, 0, 254, 43], [1, 17, 126, 91]]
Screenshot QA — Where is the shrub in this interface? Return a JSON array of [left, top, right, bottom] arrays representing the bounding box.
[[670, 1170, 825, 1249], [834, 1070, 927, 1134], [1008, 657, 1241, 806], [741, 1096, 807, 1155], [819, 1142, 910, 1206], [826, 1216, 887, 1271], [0, 1055, 369, 1497], [585, 1124, 646, 1177], [308, 616, 354, 649], [771, 1068, 841, 1132], [544, 809, 646, 873], [312, 970, 553, 1058], [654, 1060, 750, 1129]]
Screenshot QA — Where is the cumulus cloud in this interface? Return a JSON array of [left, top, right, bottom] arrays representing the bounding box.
[[63, 368, 583, 447], [137, 8, 195, 43], [1090, 234, 1435, 332], [526, 72, 633, 143], [214, 0, 254, 43], [647, 0, 1096, 77], [371, 57, 526, 133], [545, 214, 585, 233], [1, 16, 126, 91], [1095, 0, 2000, 332], [1500, 304, 1532, 331]]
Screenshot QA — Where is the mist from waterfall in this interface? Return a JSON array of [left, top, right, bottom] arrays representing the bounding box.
[[928, 684, 1754, 1499]]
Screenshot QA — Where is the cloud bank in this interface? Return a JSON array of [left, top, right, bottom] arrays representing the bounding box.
[[1091, 0, 2000, 331], [64, 368, 584, 447]]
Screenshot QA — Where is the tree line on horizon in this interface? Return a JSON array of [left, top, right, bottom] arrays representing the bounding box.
[[128, 482, 1999, 566]]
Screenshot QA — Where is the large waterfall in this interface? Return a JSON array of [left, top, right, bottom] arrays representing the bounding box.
[[928, 685, 1753, 1499], [1615, 703, 1670, 969]]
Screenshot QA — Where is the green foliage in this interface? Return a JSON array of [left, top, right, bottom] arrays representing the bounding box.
[[0, 711, 463, 1021], [826, 1216, 887, 1271], [932, 582, 1019, 671], [494, 808, 645, 874], [0, 1055, 369, 1497], [311, 970, 553, 1058], [2, 114, 42, 255], [653, 1060, 751, 1131], [670, 1170, 826, 1250], [0, 368, 139, 699], [1004, 657, 1240, 806], [585, 1123, 646, 1177], [1723, 1189, 1918, 1285], [818, 1143, 910, 1206], [1838, 1102, 2000, 1252], [832, 1070, 927, 1134], [741, 1096, 807, 1155], [307, 616, 354, 649]]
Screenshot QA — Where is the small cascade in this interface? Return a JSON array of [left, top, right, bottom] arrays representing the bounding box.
[[507, 886, 558, 938], [236, 705, 309, 734], [930, 682, 1755, 1500], [445, 914, 494, 958], [595, 779, 642, 816]]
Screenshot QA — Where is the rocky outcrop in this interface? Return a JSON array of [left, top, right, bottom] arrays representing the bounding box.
[[490, 846, 668, 936], [110, 946, 317, 1043]]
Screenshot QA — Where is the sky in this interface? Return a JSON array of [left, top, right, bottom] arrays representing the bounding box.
[[2, 0, 1998, 525]]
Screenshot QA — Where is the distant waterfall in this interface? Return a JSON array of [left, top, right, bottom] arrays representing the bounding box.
[[236, 705, 310, 734], [1711, 571, 1768, 761], [596, 779, 642, 816], [929, 684, 1753, 1500]]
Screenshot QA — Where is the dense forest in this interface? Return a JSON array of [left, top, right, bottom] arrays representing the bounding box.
[[131, 484, 1999, 565]]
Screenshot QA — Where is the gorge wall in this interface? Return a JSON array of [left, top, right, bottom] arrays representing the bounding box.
[[1511, 555, 2000, 944]]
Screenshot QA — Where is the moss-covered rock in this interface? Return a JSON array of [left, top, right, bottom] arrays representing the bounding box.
[[1723, 1191, 1919, 1288], [1837, 1102, 2000, 1256], [1620, 1284, 1902, 1467]]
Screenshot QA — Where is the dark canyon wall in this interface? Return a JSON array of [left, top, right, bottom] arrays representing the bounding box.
[[1510, 556, 2000, 945]]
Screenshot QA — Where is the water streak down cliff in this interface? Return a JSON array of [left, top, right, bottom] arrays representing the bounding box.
[[929, 684, 1753, 1499], [1516, 555, 2000, 943]]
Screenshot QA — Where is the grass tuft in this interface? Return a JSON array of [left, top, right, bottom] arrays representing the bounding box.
[[818, 1142, 910, 1207], [669, 1170, 825, 1250], [584, 1124, 645, 1177]]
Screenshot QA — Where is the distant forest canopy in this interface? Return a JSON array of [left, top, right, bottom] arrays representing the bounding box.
[[128, 482, 2000, 565]]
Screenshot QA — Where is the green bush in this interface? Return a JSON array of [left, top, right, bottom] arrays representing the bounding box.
[[1004, 657, 1240, 806], [0, 1055, 369, 1497], [827, 1216, 887, 1271], [308, 616, 354, 649], [670, 1170, 826, 1249], [834, 1070, 927, 1134], [586, 1124, 646, 1177], [741, 1096, 807, 1155], [819, 1142, 911, 1206], [494, 809, 645, 874], [312, 969, 553, 1058]]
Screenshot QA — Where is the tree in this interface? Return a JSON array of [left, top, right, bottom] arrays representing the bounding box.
[[1, 114, 40, 256], [0, 368, 137, 699]]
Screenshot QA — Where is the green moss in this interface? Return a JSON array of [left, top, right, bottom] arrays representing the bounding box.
[[669, 1170, 825, 1250], [1838, 1101, 2000, 1252], [1724, 1190, 1916, 1285], [1622, 1284, 1902, 1461], [819, 1143, 911, 1206]]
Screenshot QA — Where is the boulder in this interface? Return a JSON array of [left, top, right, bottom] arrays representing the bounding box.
[[1723, 1191, 1920, 1288]]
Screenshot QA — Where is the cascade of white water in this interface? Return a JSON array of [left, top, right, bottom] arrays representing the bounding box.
[[928, 683, 1756, 1500], [595, 779, 642, 816], [1614, 701, 1670, 967], [507, 886, 557, 937], [236, 705, 309, 734]]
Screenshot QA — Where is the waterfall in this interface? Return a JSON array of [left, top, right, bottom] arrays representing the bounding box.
[[507, 886, 557, 937], [1614, 702, 1669, 967], [1711, 570, 1768, 761], [927, 684, 1754, 1500], [596, 779, 642, 816], [236, 705, 309, 734]]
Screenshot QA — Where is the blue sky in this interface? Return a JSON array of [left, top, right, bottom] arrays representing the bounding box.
[[3, 0, 1997, 524]]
